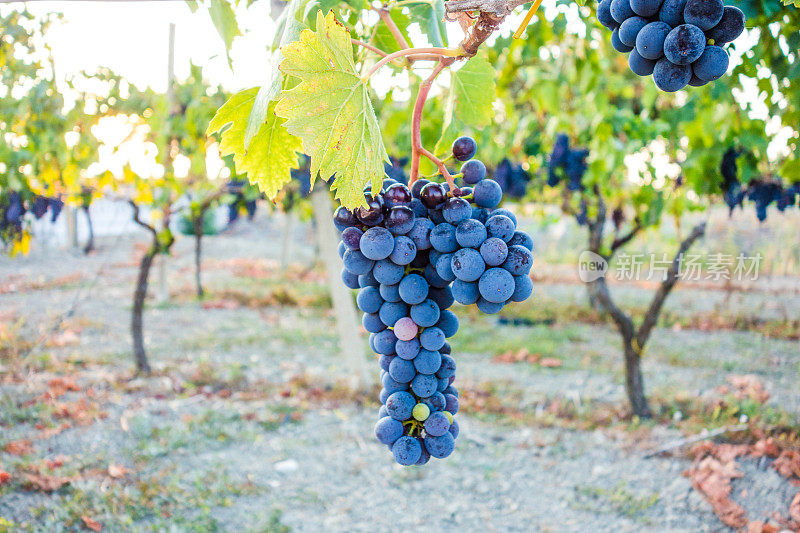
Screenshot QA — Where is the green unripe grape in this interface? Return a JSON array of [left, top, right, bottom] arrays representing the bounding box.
[[413, 403, 430, 421], [443, 411, 453, 424]]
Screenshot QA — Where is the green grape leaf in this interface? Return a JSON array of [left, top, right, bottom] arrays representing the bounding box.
[[208, 0, 241, 67], [208, 88, 302, 199], [275, 10, 387, 209], [186, 0, 199, 12], [781, 0, 800, 7], [407, 0, 448, 48], [372, 11, 412, 55], [435, 56, 495, 153]]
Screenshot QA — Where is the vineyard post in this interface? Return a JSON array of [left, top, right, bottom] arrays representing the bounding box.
[[310, 187, 368, 386]]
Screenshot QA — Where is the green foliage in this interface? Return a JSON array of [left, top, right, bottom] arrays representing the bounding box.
[[276, 11, 388, 207]]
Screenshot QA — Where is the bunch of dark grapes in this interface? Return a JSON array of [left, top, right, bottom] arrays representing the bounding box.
[[546, 134, 591, 225], [493, 159, 530, 199], [384, 156, 409, 185], [1, 192, 65, 247], [720, 147, 745, 213], [334, 136, 534, 465], [597, 0, 746, 92]]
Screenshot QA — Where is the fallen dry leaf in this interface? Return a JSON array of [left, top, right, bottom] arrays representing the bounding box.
[[107, 464, 128, 478], [789, 492, 800, 523], [22, 473, 71, 492], [774, 451, 800, 480], [81, 515, 102, 532], [3, 439, 33, 456], [0, 470, 10, 485], [685, 454, 747, 529], [539, 358, 562, 368], [44, 455, 68, 469]]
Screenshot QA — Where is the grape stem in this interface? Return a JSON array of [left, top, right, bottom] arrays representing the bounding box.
[[363, 47, 460, 80], [377, 8, 411, 50]]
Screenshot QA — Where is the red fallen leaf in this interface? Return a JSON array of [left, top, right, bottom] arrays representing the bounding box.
[[4, 439, 33, 456], [539, 358, 562, 368], [773, 450, 800, 480], [789, 492, 800, 523], [81, 515, 102, 532], [750, 438, 781, 458], [202, 299, 240, 310], [44, 455, 68, 469], [0, 470, 11, 485], [714, 443, 749, 463], [107, 464, 128, 478]]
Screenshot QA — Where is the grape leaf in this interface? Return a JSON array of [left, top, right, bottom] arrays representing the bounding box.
[[207, 88, 303, 198], [782, 0, 800, 7], [208, 0, 241, 67], [435, 57, 495, 153], [275, 10, 387, 208]]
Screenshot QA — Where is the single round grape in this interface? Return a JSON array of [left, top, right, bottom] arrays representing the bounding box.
[[444, 385, 458, 397], [451, 248, 486, 282], [472, 206, 489, 224], [664, 24, 706, 65], [486, 215, 516, 242], [407, 217, 434, 250], [507, 230, 533, 251], [415, 438, 431, 465], [455, 218, 487, 248], [389, 355, 416, 382], [609, 0, 635, 23], [479, 267, 515, 303], [379, 301, 409, 327], [396, 338, 421, 360], [356, 195, 385, 226], [688, 74, 709, 87], [373, 259, 404, 285], [476, 297, 504, 314], [424, 432, 455, 459], [411, 373, 438, 398], [653, 57, 692, 91], [375, 416, 404, 445], [428, 286, 454, 310], [692, 45, 728, 81], [636, 21, 672, 60], [460, 159, 486, 185], [385, 391, 415, 421], [597, 0, 619, 30], [414, 349, 442, 375], [410, 179, 430, 199], [356, 286, 383, 314], [343, 249, 374, 275], [373, 328, 398, 355], [449, 418, 460, 439], [382, 372, 408, 393], [358, 271, 379, 288], [436, 310, 459, 338], [413, 403, 431, 421], [379, 354, 394, 372], [384, 183, 412, 208], [338, 241, 347, 259], [379, 283, 401, 303], [333, 206, 357, 231], [491, 208, 517, 226], [341, 227, 363, 251], [363, 312, 386, 333], [502, 244, 534, 276], [435, 253, 456, 282], [410, 198, 427, 217], [430, 223, 458, 253], [393, 316, 419, 342], [436, 354, 456, 379], [480, 237, 509, 266], [360, 227, 394, 260], [410, 299, 441, 328], [452, 279, 480, 305], [389, 236, 417, 265], [342, 269, 360, 289], [619, 16, 649, 47], [440, 342, 451, 355], [420, 182, 446, 209], [424, 391, 447, 411], [629, 48, 657, 76], [386, 206, 415, 235], [424, 263, 450, 289], [473, 179, 503, 208], [428, 208, 446, 225], [398, 274, 429, 305], [705, 6, 745, 45], [452, 136, 477, 161], [379, 387, 390, 404], [420, 327, 446, 351], [438, 377, 451, 392], [424, 411, 451, 436], [511, 274, 534, 302], [630, 0, 663, 17], [392, 435, 422, 465], [454, 186, 473, 198], [659, 0, 688, 27], [683, 0, 723, 31], [611, 28, 634, 53], [442, 197, 472, 224], [378, 404, 389, 418], [444, 394, 459, 414]]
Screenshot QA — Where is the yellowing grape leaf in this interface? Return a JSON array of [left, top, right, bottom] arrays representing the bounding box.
[[275, 10, 387, 209], [208, 88, 302, 198], [782, 0, 800, 7]]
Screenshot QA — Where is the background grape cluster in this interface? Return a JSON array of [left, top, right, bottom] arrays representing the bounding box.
[[333, 137, 534, 465], [0, 192, 64, 247], [597, 0, 746, 92]]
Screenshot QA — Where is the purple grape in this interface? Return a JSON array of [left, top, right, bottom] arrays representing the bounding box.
[[384, 183, 412, 208], [452, 136, 477, 161], [420, 182, 446, 209], [394, 317, 419, 341], [385, 206, 414, 235]]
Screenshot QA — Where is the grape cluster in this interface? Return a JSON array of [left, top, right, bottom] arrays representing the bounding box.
[[597, 0, 746, 92], [1, 191, 63, 246], [720, 147, 799, 222], [334, 137, 534, 465], [493, 159, 530, 199]]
